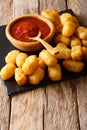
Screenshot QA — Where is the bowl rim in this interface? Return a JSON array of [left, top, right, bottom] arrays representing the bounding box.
[[5, 14, 55, 47]]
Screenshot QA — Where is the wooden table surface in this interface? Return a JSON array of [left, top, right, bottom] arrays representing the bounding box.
[[0, 0, 87, 130]]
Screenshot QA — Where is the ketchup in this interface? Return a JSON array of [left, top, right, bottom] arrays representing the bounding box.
[[11, 18, 50, 42]]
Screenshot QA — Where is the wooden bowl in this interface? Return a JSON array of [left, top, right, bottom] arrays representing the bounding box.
[[5, 14, 55, 51]]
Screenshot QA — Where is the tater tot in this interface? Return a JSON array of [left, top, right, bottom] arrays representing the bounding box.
[[62, 21, 76, 37], [60, 13, 73, 25], [55, 34, 71, 46], [63, 60, 84, 72], [82, 47, 87, 60], [55, 24, 63, 33], [75, 26, 87, 40], [39, 49, 57, 67], [22, 55, 39, 75], [5, 50, 20, 64], [71, 35, 81, 47], [48, 63, 62, 81], [42, 9, 60, 24], [71, 45, 83, 60], [16, 52, 28, 67], [38, 58, 46, 70], [28, 67, 45, 85], [82, 40, 87, 47], [72, 16, 80, 28], [60, 13, 80, 27], [0, 63, 16, 80], [54, 43, 71, 60], [15, 68, 27, 85]]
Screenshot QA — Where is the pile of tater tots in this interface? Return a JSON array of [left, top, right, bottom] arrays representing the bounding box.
[[0, 9, 87, 86]]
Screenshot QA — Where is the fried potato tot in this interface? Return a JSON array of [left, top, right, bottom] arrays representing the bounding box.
[[39, 49, 57, 67], [55, 34, 71, 46], [42, 9, 61, 33], [42, 9, 60, 24], [82, 40, 87, 47], [60, 13, 74, 25], [48, 63, 62, 81], [55, 24, 63, 33], [82, 47, 87, 60], [75, 26, 87, 40], [22, 55, 39, 75], [72, 16, 80, 28], [71, 45, 83, 60], [38, 58, 46, 70], [62, 21, 76, 37], [71, 35, 81, 47], [5, 50, 20, 64], [63, 60, 84, 72], [55, 43, 71, 59], [16, 52, 28, 67], [60, 13, 80, 27], [15, 68, 27, 85], [0, 63, 16, 80], [28, 67, 45, 85]]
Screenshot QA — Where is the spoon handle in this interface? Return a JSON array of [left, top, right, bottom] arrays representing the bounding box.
[[33, 37, 58, 55]]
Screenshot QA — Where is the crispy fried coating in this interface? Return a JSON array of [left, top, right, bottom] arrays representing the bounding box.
[[82, 47, 87, 60], [16, 52, 28, 67], [82, 40, 87, 47], [0, 63, 16, 80], [48, 63, 62, 81], [75, 26, 87, 40], [28, 67, 45, 85], [38, 58, 46, 70], [42, 9, 60, 24], [62, 21, 76, 37], [15, 68, 27, 85], [55, 34, 71, 46], [22, 55, 39, 75], [55, 43, 71, 60], [60, 13, 80, 27], [71, 45, 83, 60], [71, 35, 81, 47], [63, 60, 84, 72], [39, 49, 57, 67], [5, 50, 20, 64]]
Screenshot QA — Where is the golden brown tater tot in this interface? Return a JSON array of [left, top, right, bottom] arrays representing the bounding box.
[[0, 63, 16, 80], [63, 60, 84, 72]]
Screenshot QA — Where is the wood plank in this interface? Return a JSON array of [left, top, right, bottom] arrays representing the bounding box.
[[44, 81, 79, 130], [13, 0, 39, 17], [0, 0, 13, 25], [76, 76, 87, 130], [0, 1, 13, 130], [0, 79, 10, 130], [9, 88, 45, 130], [9, 80, 80, 130], [39, 0, 66, 13], [67, 0, 87, 26]]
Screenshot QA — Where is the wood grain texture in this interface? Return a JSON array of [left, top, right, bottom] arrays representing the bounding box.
[[76, 76, 87, 130], [9, 88, 45, 130], [39, 0, 66, 13], [13, 0, 39, 17], [0, 0, 13, 25], [0, 79, 10, 130], [67, 0, 87, 26], [9, 81, 80, 130], [44, 81, 79, 130]]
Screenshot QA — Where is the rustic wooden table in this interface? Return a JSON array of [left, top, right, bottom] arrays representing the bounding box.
[[0, 0, 87, 130]]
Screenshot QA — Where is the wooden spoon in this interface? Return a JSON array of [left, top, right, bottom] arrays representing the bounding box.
[[29, 31, 59, 55]]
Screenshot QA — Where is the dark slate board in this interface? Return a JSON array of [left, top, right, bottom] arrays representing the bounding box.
[[0, 9, 87, 96]]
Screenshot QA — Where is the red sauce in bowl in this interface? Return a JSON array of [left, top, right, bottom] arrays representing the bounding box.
[[10, 17, 50, 42]]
